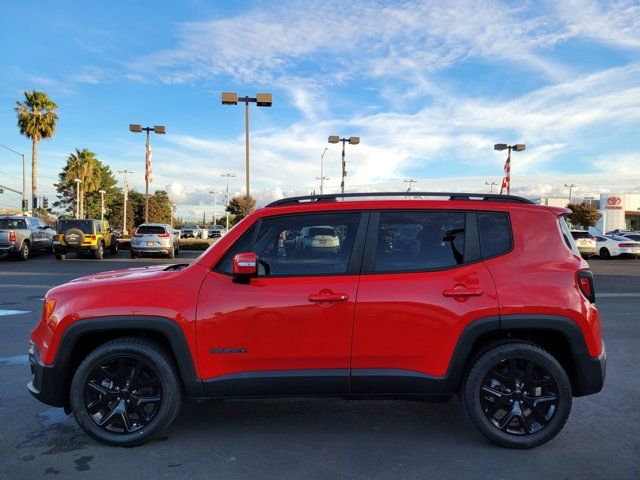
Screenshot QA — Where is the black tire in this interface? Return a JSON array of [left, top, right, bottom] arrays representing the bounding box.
[[47, 242, 55, 254], [174, 244, 180, 257], [16, 242, 30, 261], [599, 248, 611, 260], [130, 250, 137, 259], [462, 342, 572, 449], [168, 248, 175, 259], [54, 251, 66, 261], [93, 242, 104, 260], [69, 337, 183, 447], [110, 240, 118, 255]]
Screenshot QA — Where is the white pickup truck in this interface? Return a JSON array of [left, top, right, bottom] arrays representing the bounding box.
[[0, 215, 56, 260]]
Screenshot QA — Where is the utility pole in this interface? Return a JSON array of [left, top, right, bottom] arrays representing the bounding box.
[[0, 144, 27, 213], [316, 147, 330, 194], [564, 183, 577, 204], [485, 181, 498, 194], [99, 190, 106, 220], [328, 136, 360, 195], [118, 170, 133, 235], [221, 173, 235, 231]]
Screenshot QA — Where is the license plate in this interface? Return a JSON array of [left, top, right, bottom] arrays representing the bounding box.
[[147, 242, 155, 246]]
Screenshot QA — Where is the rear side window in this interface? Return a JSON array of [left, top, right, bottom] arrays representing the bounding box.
[[558, 217, 580, 255], [0, 219, 27, 229], [58, 220, 94, 234], [478, 212, 512, 258], [137, 225, 167, 235], [374, 211, 466, 272]]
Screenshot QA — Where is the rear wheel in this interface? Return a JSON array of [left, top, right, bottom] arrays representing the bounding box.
[[599, 248, 611, 259], [70, 337, 182, 446], [16, 242, 29, 261], [54, 251, 66, 261], [110, 240, 118, 255], [463, 342, 572, 448], [93, 243, 104, 260], [130, 250, 137, 259], [168, 248, 175, 259]]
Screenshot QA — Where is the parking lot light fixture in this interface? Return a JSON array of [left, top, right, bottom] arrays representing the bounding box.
[[98, 190, 106, 220], [129, 124, 166, 223], [565, 183, 577, 204], [74, 178, 82, 218], [0, 144, 27, 212], [485, 181, 498, 194], [221, 92, 273, 216], [328, 136, 360, 194], [209, 190, 221, 226], [404, 178, 418, 193], [221, 173, 236, 231], [118, 170, 133, 235]]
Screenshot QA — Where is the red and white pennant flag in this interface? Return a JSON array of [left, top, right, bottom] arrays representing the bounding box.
[[145, 135, 153, 183], [500, 152, 511, 195]]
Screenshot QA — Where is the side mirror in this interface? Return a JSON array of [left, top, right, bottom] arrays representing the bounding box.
[[232, 252, 258, 282]]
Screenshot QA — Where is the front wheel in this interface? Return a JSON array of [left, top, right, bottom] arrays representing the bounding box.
[[462, 342, 572, 448], [600, 248, 611, 259], [110, 240, 118, 255], [70, 337, 183, 446], [54, 251, 66, 261]]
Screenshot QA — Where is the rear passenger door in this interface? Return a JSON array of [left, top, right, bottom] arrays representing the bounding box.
[[350, 210, 501, 394]]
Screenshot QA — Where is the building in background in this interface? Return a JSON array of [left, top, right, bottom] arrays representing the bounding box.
[[599, 193, 640, 232], [537, 197, 570, 207]]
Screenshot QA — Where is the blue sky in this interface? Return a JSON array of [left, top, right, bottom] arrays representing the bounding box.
[[1, 0, 639, 219]]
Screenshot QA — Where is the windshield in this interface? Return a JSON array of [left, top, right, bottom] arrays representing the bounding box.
[[0, 218, 27, 229], [58, 219, 94, 234], [137, 226, 167, 235]]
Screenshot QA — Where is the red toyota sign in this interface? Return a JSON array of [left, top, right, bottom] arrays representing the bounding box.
[[608, 196, 622, 205]]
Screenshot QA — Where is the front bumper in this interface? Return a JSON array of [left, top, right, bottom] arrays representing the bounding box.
[[574, 340, 606, 396], [27, 341, 66, 407]]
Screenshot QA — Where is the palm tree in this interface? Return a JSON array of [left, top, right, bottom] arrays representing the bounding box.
[[15, 90, 58, 214], [65, 149, 102, 218]]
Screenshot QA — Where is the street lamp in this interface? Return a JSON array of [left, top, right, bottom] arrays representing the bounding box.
[[129, 124, 166, 223], [98, 190, 106, 220], [494, 143, 526, 195], [485, 181, 498, 194], [316, 147, 330, 195], [0, 144, 27, 213], [221, 173, 235, 231], [564, 183, 577, 204], [170, 203, 176, 228], [404, 178, 418, 193], [118, 170, 133, 235], [74, 179, 83, 218], [221, 92, 272, 216], [328, 136, 360, 194], [209, 190, 221, 226]]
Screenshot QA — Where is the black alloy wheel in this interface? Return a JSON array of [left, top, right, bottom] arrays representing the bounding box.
[[480, 357, 558, 435], [463, 342, 572, 448]]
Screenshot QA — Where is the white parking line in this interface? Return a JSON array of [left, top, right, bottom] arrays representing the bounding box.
[[0, 355, 28, 366], [0, 284, 54, 289], [598, 293, 640, 297], [0, 309, 32, 316]]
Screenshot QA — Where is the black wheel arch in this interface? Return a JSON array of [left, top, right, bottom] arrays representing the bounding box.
[[33, 316, 205, 410]]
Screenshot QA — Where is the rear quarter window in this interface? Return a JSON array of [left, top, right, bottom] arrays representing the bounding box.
[[477, 212, 512, 258], [558, 217, 580, 256]]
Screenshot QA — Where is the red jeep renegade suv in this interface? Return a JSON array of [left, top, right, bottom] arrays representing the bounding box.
[[28, 192, 606, 448]]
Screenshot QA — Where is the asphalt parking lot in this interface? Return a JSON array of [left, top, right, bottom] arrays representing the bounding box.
[[0, 253, 638, 479]]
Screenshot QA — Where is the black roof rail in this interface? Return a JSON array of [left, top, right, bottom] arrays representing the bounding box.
[[266, 191, 534, 207]]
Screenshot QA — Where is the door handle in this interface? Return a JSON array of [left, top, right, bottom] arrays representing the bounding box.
[[308, 292, 349, 303], [443, 287, 483, 297]]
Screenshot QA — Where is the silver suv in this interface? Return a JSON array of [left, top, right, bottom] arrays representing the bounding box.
[[0, 215, 55, 261], [131, 223, 179, 259]]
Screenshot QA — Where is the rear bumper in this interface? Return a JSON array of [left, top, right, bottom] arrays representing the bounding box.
[[574, 340, 606, 396], [27, 341, 66, 407], [0, 244, 19, 253], [54, 244, 98, 253]]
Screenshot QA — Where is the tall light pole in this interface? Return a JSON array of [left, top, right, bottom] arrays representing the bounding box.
[[221, 173, 235, 231], [564, 183, 577, 204], [316, 147, 330, 195], [494, 143, 526, 195], [485, 181, 498, 194], [0, 144, 27, 213], [129, 124, 166, 223], [118, 170, 133, 235], [221, 92, 272, 216], [404, 178, 418, 192], [170, 203, 176, 228], [209, 190, 221, 225], [328, 136, 360, 194], [98, 190, 106, 220], [74, 179, 82, 218]]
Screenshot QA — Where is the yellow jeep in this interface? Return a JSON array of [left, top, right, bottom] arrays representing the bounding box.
[[53, 219, 118, 260]]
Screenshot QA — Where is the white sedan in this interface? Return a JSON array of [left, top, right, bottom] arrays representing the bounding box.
[[594, 235, 640, 259]]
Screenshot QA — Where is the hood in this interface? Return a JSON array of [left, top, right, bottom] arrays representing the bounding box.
[[69, 264, 171, 284]]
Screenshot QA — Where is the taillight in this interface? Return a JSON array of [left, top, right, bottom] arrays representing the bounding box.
[[619, 243, 637, 248], [577, 269, 595, 303], [85, 235, 96, 240], [158, 233, 170, 238], [9, 231, 16, 242]]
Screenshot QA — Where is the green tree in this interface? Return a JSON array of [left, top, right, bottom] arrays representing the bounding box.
[[567, 203, 601, 228], [106, 190, 135, 233], [15, 90, 58, 214], [226, 194, 256, 222], [54, 150, 118, 219], [147, 190, 173, 224]]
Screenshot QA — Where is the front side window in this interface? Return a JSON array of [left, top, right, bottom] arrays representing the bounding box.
[[374, 211, 466, 272], [217, 212, 361, 276]]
